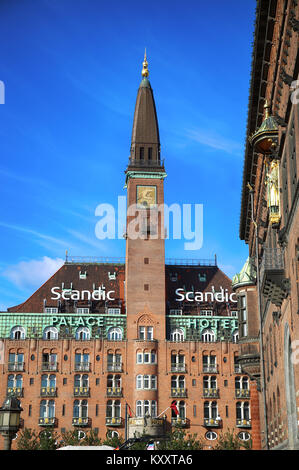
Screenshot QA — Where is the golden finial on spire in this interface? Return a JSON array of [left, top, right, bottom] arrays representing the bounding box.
[[141, 48, 149, 78], [264, 99, 270, 119]]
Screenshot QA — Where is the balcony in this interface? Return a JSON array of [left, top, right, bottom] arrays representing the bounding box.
[[203, 388, 219, 399], [234, 365, 242, 373], [171, 417, 188, 427], [40, 387, 57, 397], [8, 362, 24, 372], [72, 417, 90, 427], [74, 362, 91, 372], [41, 362, 58, 372], [260, 247, 289, 307], [171, 388, 187, 398], [107, 387, 122, 397], [105, 416, 122, 426], [235, 389, 250, 398], [202, 365, 218, 374], [204, 418, 221, 427], [171, 364, 186, 373], [38, 417, 56, 426], [74, 387, 90, 397], [236, 419, 251, 428], [128, 157, 165, 169], [107, 364, 122, 373], [7, 387, 23, 397]]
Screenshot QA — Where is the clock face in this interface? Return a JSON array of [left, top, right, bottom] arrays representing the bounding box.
[[136, 185, 156, 208]]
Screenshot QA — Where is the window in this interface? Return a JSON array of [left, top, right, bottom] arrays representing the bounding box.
[[107, 327, 122, 341], [144, 257, 149, 264], [75, 327, 90, 341], [170, 328, 184, 342], [7, 374, 23, 389], [107, 353, 122, 371], [75, 353, 90, 371], [43, 327, 58, 340], [171, 375, 185, 389], [76, 308, 89, 314], [169, 309, 182, 315], [200, 310, 213, 317], [136, 375, 157, 390], [201, 328, 215, 342], [232, 330, 239, 343], [238, 432, 251, 441], [148, 147, 152, 160], [203, 355, 217, 373], [107, 308, 121, 315], [107, 374, 121, 388], [172, 401, 185, 419], [136, 350, 156, 364], [236, 402, 250, 421], [205, 431, 218, 440], [239, 295, 247, 337], [140, 147, 144, 160], [204, 401, 218, 420], [10, 326, 25, 340], [41, 374, 56, 388], [40, 400, 55, 418], [231, 311, 238, 317], [136, 400, 157, 418], [106, 400, 121, 418], [203, 376, 217, 389], [44, 307, 58, 314], [8, 353, 24, 371], [138, 326, 154, 340], [74, 374, 89, 388], [144, 284, 149, 291], [42, 353, 57, 370], [73, 400, 88, 418]]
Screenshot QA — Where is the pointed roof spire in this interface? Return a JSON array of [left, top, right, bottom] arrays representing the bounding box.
[[141, 48, 149, 78]]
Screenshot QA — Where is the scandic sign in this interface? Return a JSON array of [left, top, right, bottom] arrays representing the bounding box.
[[50, 285, 237, 302]]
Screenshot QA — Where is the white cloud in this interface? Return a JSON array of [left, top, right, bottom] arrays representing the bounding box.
[[185, 128, 242, 157], [2, 256, 64, 290]]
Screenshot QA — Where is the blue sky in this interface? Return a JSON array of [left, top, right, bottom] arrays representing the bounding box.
[[0, 0, 256, 310]]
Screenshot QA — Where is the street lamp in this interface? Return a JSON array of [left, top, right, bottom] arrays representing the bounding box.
[[0, 396, 23, 450]]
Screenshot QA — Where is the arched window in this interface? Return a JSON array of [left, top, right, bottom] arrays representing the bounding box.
[[43, 327, 58, 340], [10, 326, 25, 340], [40, 400, 55, 418], [107, 327, 122, 341], [73, 399, 88, 418], [74, 374, 89, 388], [75, 327, 90, 341], [201, 328, 215, 342], [204, 401, 218, 420], [136, 400, 156, 417], [106, 400, 121, 418], [7, 374, 23, 390], [170, 328, 184, 342], [236, 402, 250, 421]]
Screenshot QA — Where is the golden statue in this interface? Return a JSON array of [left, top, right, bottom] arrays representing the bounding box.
[[141, 49, 149, 78], [265, 159, 280, 224]]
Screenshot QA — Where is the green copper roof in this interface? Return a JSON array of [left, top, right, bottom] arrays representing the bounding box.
[[232, 257, 257, 288], [139, 77, 151, 88]]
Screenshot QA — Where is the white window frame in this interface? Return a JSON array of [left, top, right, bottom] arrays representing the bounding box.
[[44, 307, 58, 314], [76, 308, 90, 314]]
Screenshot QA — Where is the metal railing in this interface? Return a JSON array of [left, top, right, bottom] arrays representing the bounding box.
[[38, 417, 56, 426], [8, 362, 24, 372], [204, 418, 221, 427], [73, 387, 90, 397], [171, 388, 187, 398], [203, 388, 219, 398], [74, 362, 91, 372], [260, 247, 284, 281], [7, 387, 23, 397], [72, 417, 89, 426], [107, 387, 122, 397], [235, 389, 250, 398], [40, 387, 57, 397], [171, 364, 186, 373], [65, 255, 125, 265], [165, 258, 216, 266], [128, 157, 165, 168], [105, 416, 122, 426], [236, 419, 251, 428], [202, 365, 218, 374], [107, 363, 122, 372], [41, 362, 58, 372]]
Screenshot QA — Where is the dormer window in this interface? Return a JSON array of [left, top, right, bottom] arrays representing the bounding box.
[[107, 308, 121, 315], [79, 271, 87, 280], [170, 273, 178, 282], [76, 308, 89, 314], [44, 307, 58, 314], [169, 309, 182, 315], [108, 272, 116, 280], [199, 273, 207, 282]]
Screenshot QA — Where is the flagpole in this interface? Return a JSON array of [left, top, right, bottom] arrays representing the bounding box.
[[125, 403, 128, 441], [156, 406, 170, 418]]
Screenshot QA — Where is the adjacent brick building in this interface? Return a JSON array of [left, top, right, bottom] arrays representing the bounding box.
[[233, 0, 299, 450], [0, 53, 261, 449]]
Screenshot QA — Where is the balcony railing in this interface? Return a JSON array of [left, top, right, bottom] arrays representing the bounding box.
[[7, 387, 23, 397], [72, 417, 90, 427], [107, 364, 122, 372], [38, 417, 56, 426], [74, 387, 90, 397], [236, 419, 251, 428], [204, 418, 221, 427], [202, 365, 218, 374], [105, 416, 122, 426], [40, 387, 57, 397], [171, 417, 188, 427], [74, 362, 91, 372], [235, 389, 250, 398], [41, 362, 58, 372], [171, 364, 186, 373], [203, 388, 219, 398], [171, 388, 187, 398], [260, 247, 288, 306], [128, 157, 165, 168], [107, 387, 122, 397], [8, 362, 24, 372]]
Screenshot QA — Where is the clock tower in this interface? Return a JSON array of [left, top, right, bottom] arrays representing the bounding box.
[[125, 52, 167, 342]]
